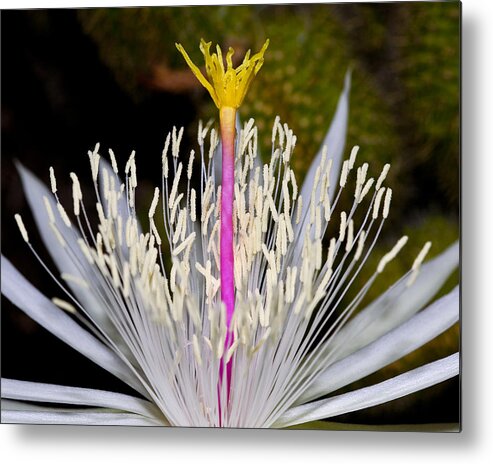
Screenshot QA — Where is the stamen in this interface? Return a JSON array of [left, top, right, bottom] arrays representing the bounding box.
[[412, 241, 432, 271], [52, 297, 77, 314], [383, 188, 392, 218], [339, 211, 347, 242], [88, 144, 101, 181], [57, 202, 71, 228], [70, 173, 82, 216], [295, 197, 303, 224], [373, 187, 386, 219], [172, 232, 196, 256], [169, 163, 183, 210], [377, 236, 408, 273], [358, 178, 374, 203], [43, 196, 56, 223], [49, 167, 57, 194], [148, 187, 160, 218], [349, 145, 359, 170], [190, 188, 197, 222], [187, 150, 195, 180], [108, 149, 119, 174], [14, 214, 29, 242], [60, 273, 87, 288], [407, 241, 432, 287], [345, 219, 354, 252], [354, 230, 366, 261], [376, 163, 391, 190]]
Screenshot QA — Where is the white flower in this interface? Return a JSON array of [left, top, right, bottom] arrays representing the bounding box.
[[1, 72, 459, 428]]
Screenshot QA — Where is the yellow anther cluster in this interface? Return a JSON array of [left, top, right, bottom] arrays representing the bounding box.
[[176, 39, 269, 109]]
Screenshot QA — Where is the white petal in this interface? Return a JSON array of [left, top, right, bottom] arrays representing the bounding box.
[[1, 378, 164, 421], [298, 286, 459, 404], [292, 71, 350, 256], [299, 70, 350, 208], [2, 399, 77, 412], [16, 163, 110, 327], [275, 352, 459, 427], [330, 241, 459, 361], [1, 257, 146, 397], [1, 408, 161, 426]]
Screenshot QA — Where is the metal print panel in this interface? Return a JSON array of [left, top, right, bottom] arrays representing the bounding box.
[[1, 1, 460, 430]]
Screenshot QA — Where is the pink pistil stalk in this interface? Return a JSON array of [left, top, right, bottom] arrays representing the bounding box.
[[175, 38, 269, 424], [219, 106, 236, 399]]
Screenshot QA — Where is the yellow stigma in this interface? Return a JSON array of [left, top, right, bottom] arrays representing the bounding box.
[[176, 39, 269, 109]]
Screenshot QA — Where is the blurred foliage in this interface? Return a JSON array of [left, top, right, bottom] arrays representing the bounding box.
[[394, 2, 460, 207]]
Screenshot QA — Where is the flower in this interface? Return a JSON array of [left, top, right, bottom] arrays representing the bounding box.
[[1, 41, 459, 429]]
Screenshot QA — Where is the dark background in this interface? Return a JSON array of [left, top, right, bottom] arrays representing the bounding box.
[[1, 3, 460, 427]]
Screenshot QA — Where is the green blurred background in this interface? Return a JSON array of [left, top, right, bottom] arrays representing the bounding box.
[[2, 2, 460, 428]]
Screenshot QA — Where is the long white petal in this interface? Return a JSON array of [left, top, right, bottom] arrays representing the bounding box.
[[275, 352, 459, 427], [1, 379, 164, 421], [330, 241, 459, 361], [300, 70, 351, 204], [298, 286, 459, 404], [2, 408, 161, 426], [1, 257, 146, 397], [292, 71, 350, 257]]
